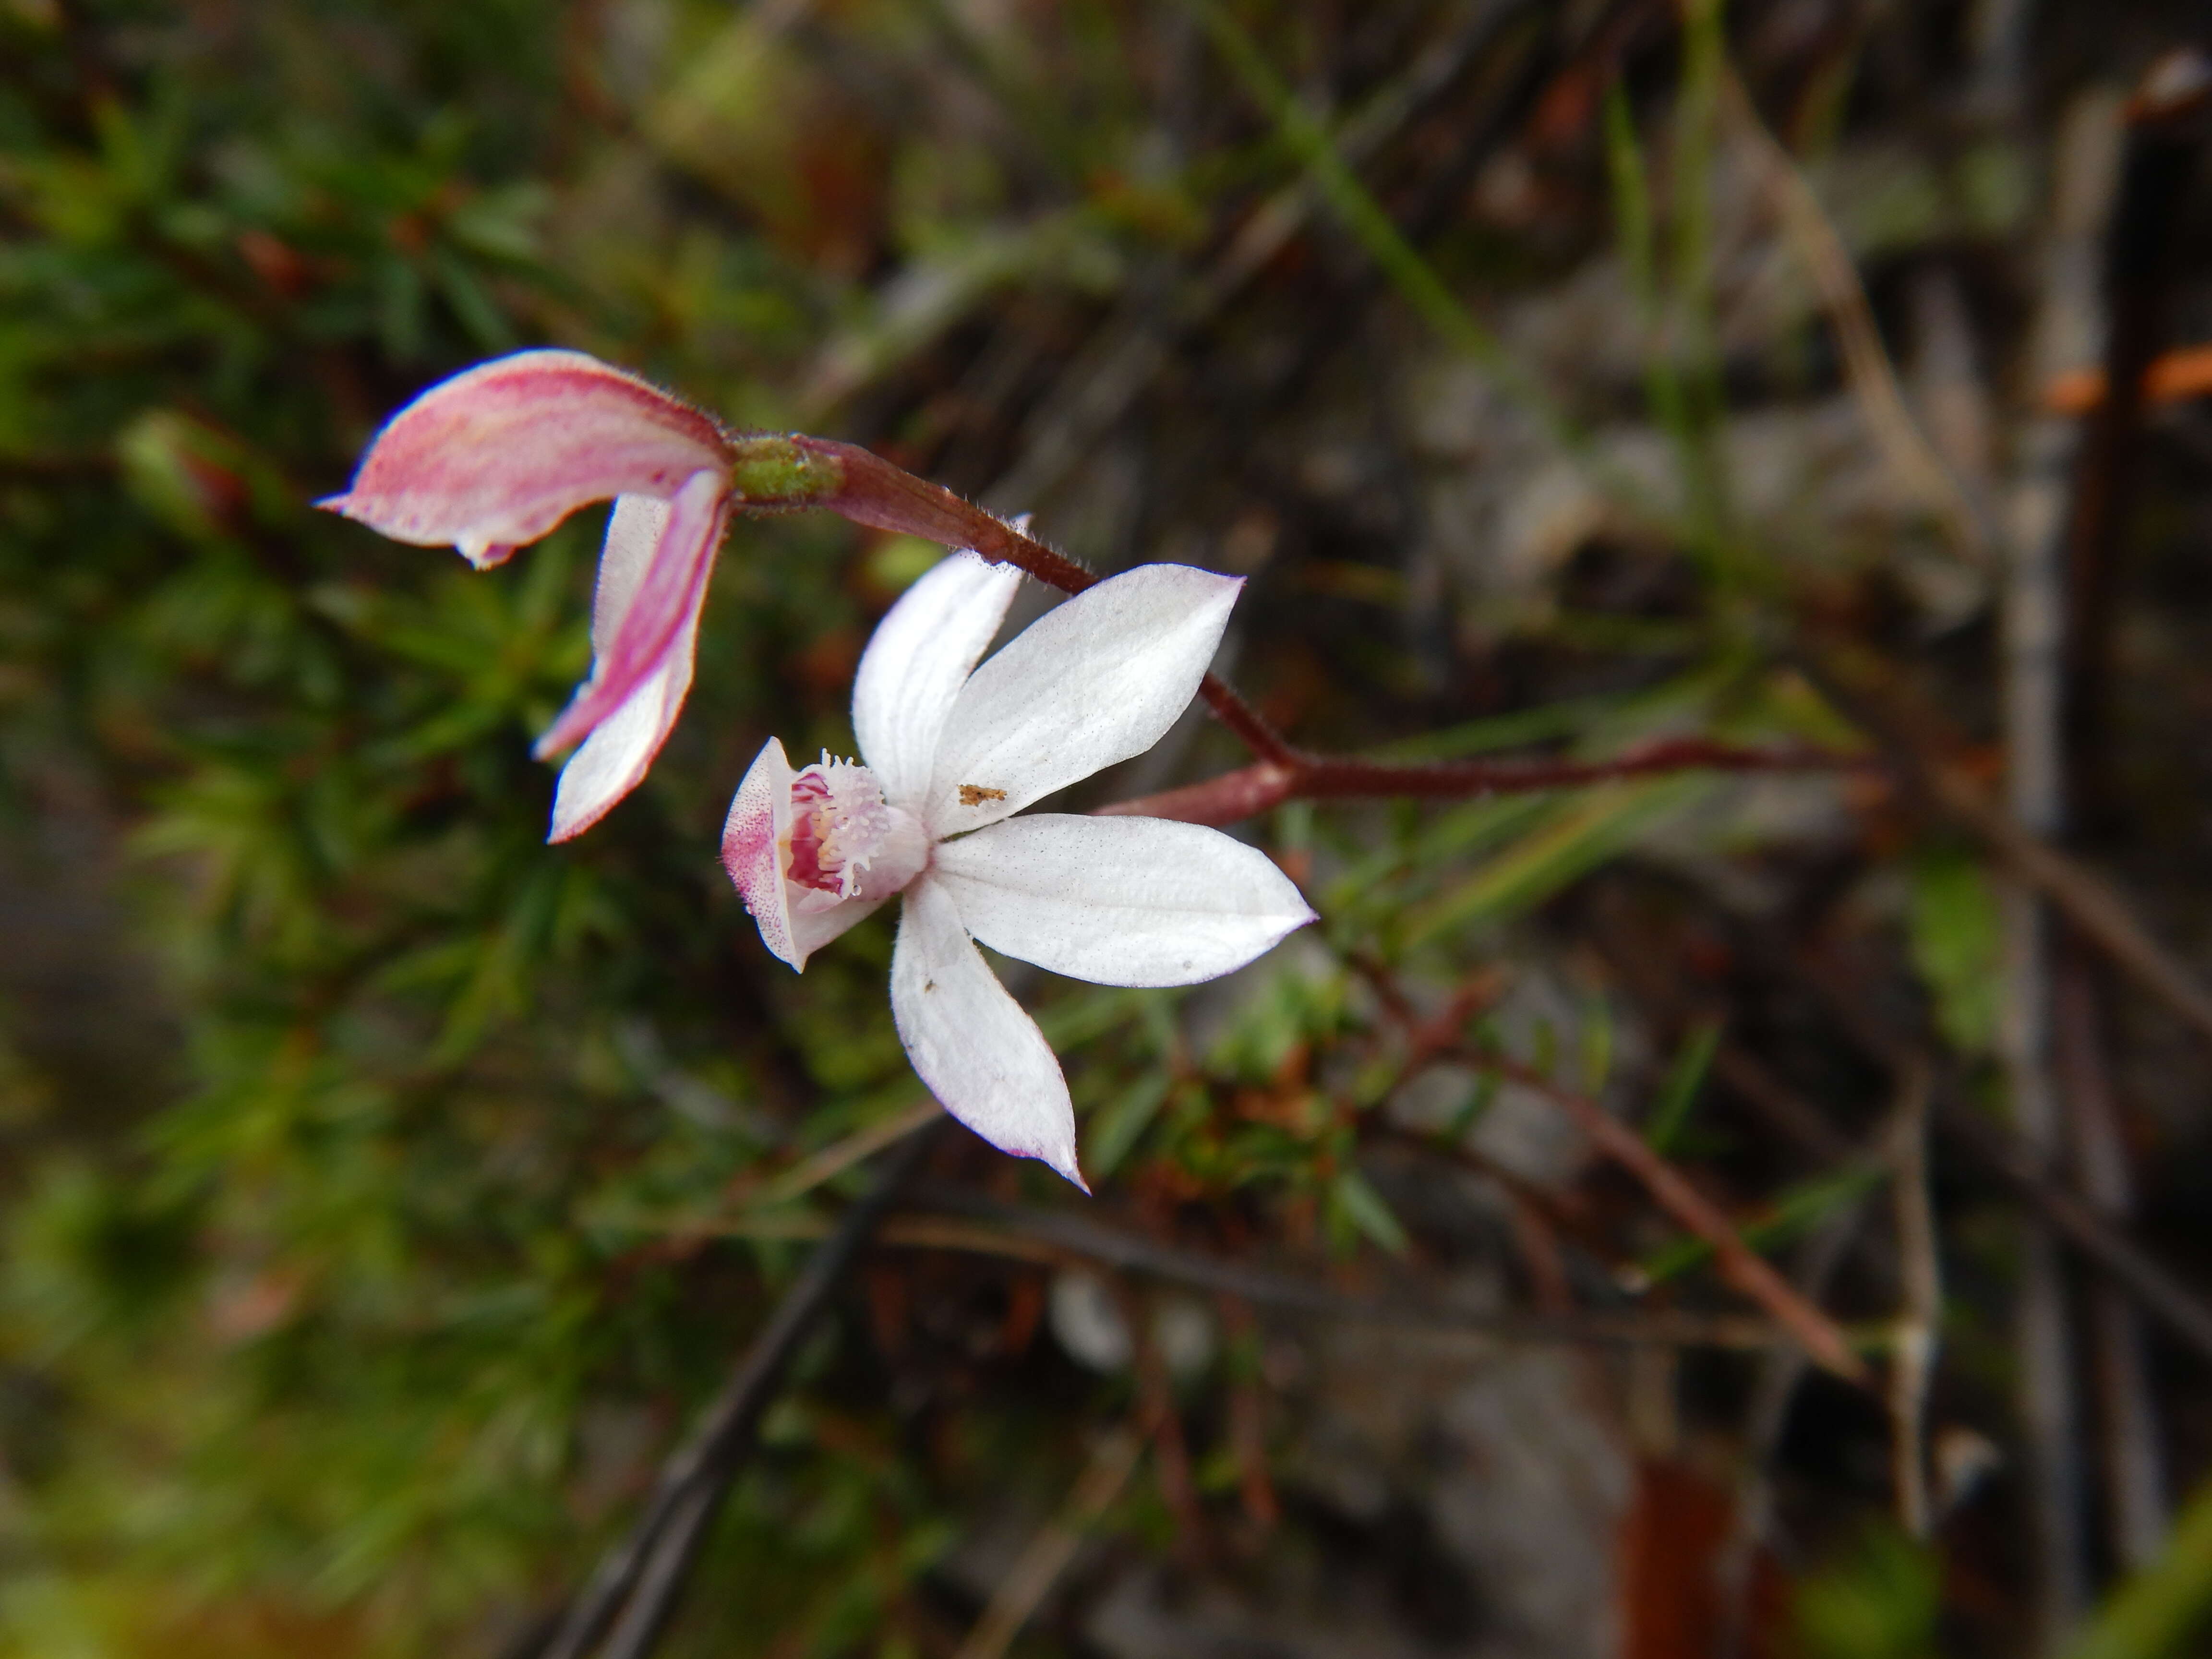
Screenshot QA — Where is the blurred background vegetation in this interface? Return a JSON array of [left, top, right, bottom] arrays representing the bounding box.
[[5, 0, 2212, 1655]]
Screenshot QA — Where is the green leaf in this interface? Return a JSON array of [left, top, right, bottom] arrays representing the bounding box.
[[1907, 848, 2004, 1055], [1793, 1523, 1942, 1659], [2066, 1473, 2212, 1659], [1646, 1020, 1722, 1154], [1640, 1163, 1882, 1285], [1086, 1072, 1171, 1182], [1405, 777, 1710, 946], [1326, 1167, 1409, 1256]]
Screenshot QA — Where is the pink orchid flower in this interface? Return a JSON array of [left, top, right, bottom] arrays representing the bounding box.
[[321, 349, 751, 842], [722, 552, 1317, 1187]]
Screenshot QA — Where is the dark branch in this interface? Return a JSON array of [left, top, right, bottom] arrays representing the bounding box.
[[539, 1123, 938, 1659]]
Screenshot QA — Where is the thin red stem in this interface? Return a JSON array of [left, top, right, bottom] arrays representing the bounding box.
[[789, 437, 1865, 819], [1461, 1048, 1869, 1385], [1098, 740, 1870, 828]]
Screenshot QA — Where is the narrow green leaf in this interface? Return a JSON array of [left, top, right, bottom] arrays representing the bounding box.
[[1328, 1167, 1409, 1256], [1646, 1020, 1723, 1154], [1641, 1164, 1882, 1284], [1405, 776, 1709, 946], [2066, 1474, 2212, 1659], [1087, 1073, 1171, 1182]]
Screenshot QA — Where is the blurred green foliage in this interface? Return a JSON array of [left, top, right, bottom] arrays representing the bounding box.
[[0, 4, 1618, 1648], [8, 0, 2196, 1655], [0, 4, 959, 1650], [1791, 1523, 1942, 1659]]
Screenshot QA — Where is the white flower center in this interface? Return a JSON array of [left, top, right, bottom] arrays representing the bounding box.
[[787, 754, 900, 900]]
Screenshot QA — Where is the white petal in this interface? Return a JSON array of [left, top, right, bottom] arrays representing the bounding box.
[[934, 814, 1315, 987], [890, 876, 1083, 1187], [591, 493, 668, 654], [547, 604, 697, 842], [534, 468, 725, 758], [924, 565, 1242, 838], [791, 894, 888, 965], [851, 550, 1022, 808]]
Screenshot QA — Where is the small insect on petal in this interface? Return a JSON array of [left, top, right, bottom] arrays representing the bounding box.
[[957, 785, 1008, 806]]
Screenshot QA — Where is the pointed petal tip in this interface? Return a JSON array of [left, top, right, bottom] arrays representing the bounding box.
[[851, 547, 1024, 804], [457, 537, 519, 570], [544, 767, 628, 843], [970, 1122, 1085, 1190]]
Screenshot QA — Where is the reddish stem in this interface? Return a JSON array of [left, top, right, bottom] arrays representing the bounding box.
[[1459, 1048, 1869, 1386], [1352, 956, 1868, 1385], [794, 436, 1864, 818], [798, 436, 1100, 594], [1099, 739, 1869, 828]]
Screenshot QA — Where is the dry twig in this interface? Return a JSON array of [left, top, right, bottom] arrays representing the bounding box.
[[1887, 1065, 1941, 1537], [950, 1428, 1144, 1659], [539, 1125, 938, 1659], [1728, 73, 1992, 563], [1449, 1048, 1869, 1385]]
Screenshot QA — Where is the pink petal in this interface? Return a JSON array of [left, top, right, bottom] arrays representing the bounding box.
[[546, 609, 697, 843], [320, 349, 728, 566], [534, 469, 726, 758], [722, 737, 799, 968], [542, 496, 689, 841], [890, 876, 1084, 1188], [589, 492, 670, 654]]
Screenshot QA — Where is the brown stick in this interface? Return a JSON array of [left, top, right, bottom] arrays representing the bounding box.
[[1348, 954, 1864, 1383], [907, 1188, 1789, 1351], [1923, 764, 2212, 1050], [1887, 1065, 1941, 1537], [2057, 950, 2171, 1566], [1443, 1048, 1869, 1386], [950, 1427, 1144, 1659], [2060, 50, 2207, 833], [1730, 72, 1990, 565], [1783, 922, 2212, 1376], [1800, 643, 2212, 1052]]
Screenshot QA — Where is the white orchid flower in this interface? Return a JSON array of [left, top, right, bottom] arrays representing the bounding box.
[[721, 552, 1316, 1187]]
